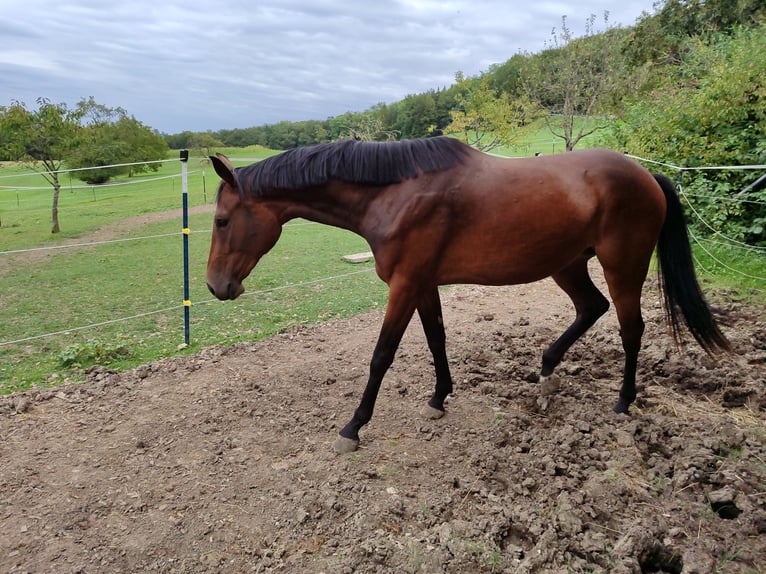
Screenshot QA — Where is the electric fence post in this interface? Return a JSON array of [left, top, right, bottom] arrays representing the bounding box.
[[180, 149, 191, 346]]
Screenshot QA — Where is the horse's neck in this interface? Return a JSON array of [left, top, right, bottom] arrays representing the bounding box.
[[268, 184, 373, 234]]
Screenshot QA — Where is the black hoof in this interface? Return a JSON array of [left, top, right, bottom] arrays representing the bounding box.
[[338, 422, 360, 443], [613, 399, 631, 414]]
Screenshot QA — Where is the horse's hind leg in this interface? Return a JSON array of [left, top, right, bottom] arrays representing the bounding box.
[[541, 255, 610, 380], [603, 272, 646, 414], [417, 287, 453, 419]]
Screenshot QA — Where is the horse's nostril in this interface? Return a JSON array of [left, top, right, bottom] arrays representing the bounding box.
[[206, 281, 237, 300]]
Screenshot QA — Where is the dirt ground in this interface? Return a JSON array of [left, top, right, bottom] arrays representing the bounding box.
[[1, 278, 765, 573]]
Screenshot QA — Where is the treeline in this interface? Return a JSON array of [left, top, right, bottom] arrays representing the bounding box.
[[166, 0, 766, 244], [164, 0, 765, 152], [163, 89, 460, 151]]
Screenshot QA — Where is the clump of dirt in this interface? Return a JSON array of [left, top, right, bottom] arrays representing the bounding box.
[[1, 281, 764, 573]]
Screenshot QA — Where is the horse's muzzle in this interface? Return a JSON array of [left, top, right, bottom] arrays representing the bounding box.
[[206, 279, 244, 301]]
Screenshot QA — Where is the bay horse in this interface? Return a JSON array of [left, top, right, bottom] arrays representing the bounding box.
[[206, 137, 730, 453]]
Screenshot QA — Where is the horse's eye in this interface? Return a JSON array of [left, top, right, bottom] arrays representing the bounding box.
[[215, 218, 229, 230]]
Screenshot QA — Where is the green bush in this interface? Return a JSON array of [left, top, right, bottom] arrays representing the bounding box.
[[59, 339, 130, 368], [602, 27, 766, 245]]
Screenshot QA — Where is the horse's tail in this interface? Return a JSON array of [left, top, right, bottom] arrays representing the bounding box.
[[654, 173, 731, 354]]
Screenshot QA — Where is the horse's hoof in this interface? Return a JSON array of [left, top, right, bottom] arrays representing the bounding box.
[[539, 374, 561, 396], [420, 405, 445, 420], [332, 435, 360, 454], [613, 400, 630, 415]]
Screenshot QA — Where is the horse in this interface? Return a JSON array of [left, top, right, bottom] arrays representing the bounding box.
[[205, 136, 731, 453]]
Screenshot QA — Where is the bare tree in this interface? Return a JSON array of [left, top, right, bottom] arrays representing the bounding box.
[[523, 13, 626, 151]]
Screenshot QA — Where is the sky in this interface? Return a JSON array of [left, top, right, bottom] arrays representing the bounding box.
[[1, 0, 657, 135]]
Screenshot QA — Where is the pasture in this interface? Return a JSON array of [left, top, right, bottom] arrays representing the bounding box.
[[1, 136, 765, 572], [0, 149, 388, 392], [1, 136, 764, 394]]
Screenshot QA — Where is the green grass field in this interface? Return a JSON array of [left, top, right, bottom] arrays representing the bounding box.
[[1, 135, 764, 393], [0, 146, 279, 251]]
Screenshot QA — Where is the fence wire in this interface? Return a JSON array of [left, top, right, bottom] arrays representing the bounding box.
[[627, 153, 766, 285], [1, 153, 764, 350], [0, 267, 376, 347]]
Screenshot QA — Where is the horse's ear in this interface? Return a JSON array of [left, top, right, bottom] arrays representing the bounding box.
[[210, 153, 237, 188]]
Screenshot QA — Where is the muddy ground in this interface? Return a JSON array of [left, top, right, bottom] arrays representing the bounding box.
[[1, 279, 765, 573]]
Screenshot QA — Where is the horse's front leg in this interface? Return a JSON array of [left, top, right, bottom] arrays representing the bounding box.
[[333, 282, 417, 454], [417, 287, 453, 419]]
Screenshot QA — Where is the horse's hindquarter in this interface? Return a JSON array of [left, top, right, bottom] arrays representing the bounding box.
[[432, 150, 665, 286]]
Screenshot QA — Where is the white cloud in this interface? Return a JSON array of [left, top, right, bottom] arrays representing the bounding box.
[[0, 50, 59, 73], [0, 0, 657, 133]]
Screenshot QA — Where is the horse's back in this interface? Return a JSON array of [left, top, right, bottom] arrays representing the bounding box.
[[474, 148, 666, 238], [425, 148, 666, 285]]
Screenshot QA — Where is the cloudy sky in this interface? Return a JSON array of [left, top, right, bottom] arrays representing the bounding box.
[[1, 0, 656, 134]]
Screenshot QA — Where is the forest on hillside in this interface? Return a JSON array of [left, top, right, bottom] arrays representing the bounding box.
[[165, 0, 764, 152], [165, 0, 766, 244]]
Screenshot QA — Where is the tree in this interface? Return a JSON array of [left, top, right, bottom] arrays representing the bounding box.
[[485, 53, 529, 97], [187, 132, 224, 158], [0, 98, 82, 233], [446, 73, 541, 152], [163, 130, 194, 150], [334, 108, 400, 142], [522, 14, 627, 151], [70, 97, 168, 184], [327, 111, 375, 141], [623, 0, 766, 67], [603, 26, 766, 244], [0, 96, 169, 232], [114, 117, 169, 176]]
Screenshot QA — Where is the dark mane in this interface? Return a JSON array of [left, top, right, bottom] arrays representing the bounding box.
[[235, 136, 471, 196]]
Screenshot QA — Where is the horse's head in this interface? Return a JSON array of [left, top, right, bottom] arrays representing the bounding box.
[[205, 153, 282, 300]]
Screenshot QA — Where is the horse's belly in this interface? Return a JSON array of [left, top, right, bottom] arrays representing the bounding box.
[[436, 233, 591, 286]]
